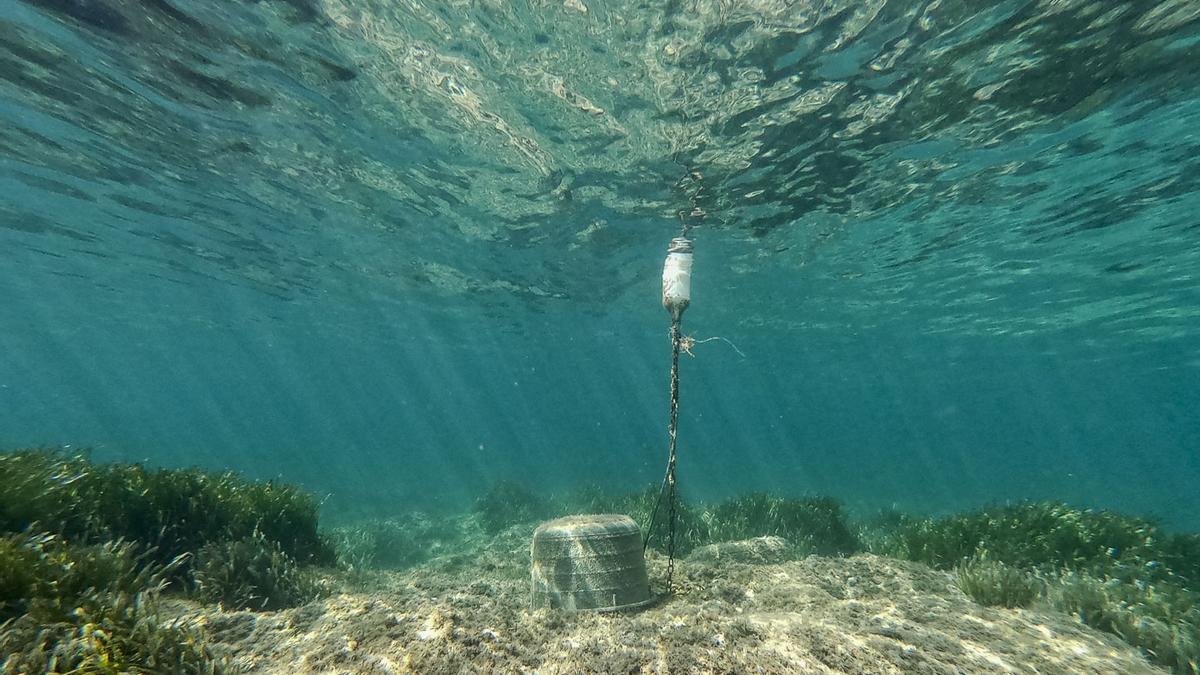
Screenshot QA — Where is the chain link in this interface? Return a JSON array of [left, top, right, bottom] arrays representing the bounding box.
[[664, 318, 682, 591]]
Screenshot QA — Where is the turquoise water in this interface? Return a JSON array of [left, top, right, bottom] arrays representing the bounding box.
[[1, 0, 1197, 525]]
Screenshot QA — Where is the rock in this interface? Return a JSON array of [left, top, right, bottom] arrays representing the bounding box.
[[688, 536, 793, 564]]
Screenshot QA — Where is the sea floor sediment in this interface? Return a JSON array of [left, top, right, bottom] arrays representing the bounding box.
[[181, 530, 1163, 674]]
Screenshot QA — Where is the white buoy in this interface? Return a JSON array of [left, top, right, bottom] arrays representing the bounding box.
[[662, 237, 693, 321]]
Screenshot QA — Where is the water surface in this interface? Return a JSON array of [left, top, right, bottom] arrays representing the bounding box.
[[1, 0, 1197, 524]]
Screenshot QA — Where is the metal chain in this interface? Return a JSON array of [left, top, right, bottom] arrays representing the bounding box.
[[664, 318, 682, 591], [641, 317, 684, 594]]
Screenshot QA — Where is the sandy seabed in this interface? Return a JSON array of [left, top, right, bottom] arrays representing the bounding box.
[[179, 530, 1162, 674]]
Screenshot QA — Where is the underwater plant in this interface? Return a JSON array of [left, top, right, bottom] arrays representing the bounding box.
[[472, 480, 553, 533], [0, 531, 231, 673], [855, 507, 921, 556], [954, 556, 1043, 608], [0, 532, 48, 621], [90, 460, 335, 568], [871, 501, 1182, 579], [867, 501, 1200, 673], [324, 512, 455, 572], [557, 483, 709, 556], [700, 493, 860, 557], [0, 451, 104, 539], [555, 486, 858, 559], [1052, 571, 1200, 674], [642, 489, 708, 557], [557, 483, 665, 524], [0, 448, 340, 668], [191, 530, 326, 611], [0, 449, 336, 574]]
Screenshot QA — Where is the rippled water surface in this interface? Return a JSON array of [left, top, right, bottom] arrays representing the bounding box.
[[1, 0, 1198, 522]]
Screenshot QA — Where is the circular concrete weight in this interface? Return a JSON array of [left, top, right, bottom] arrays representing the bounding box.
[[530, 514, 652, 612]]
